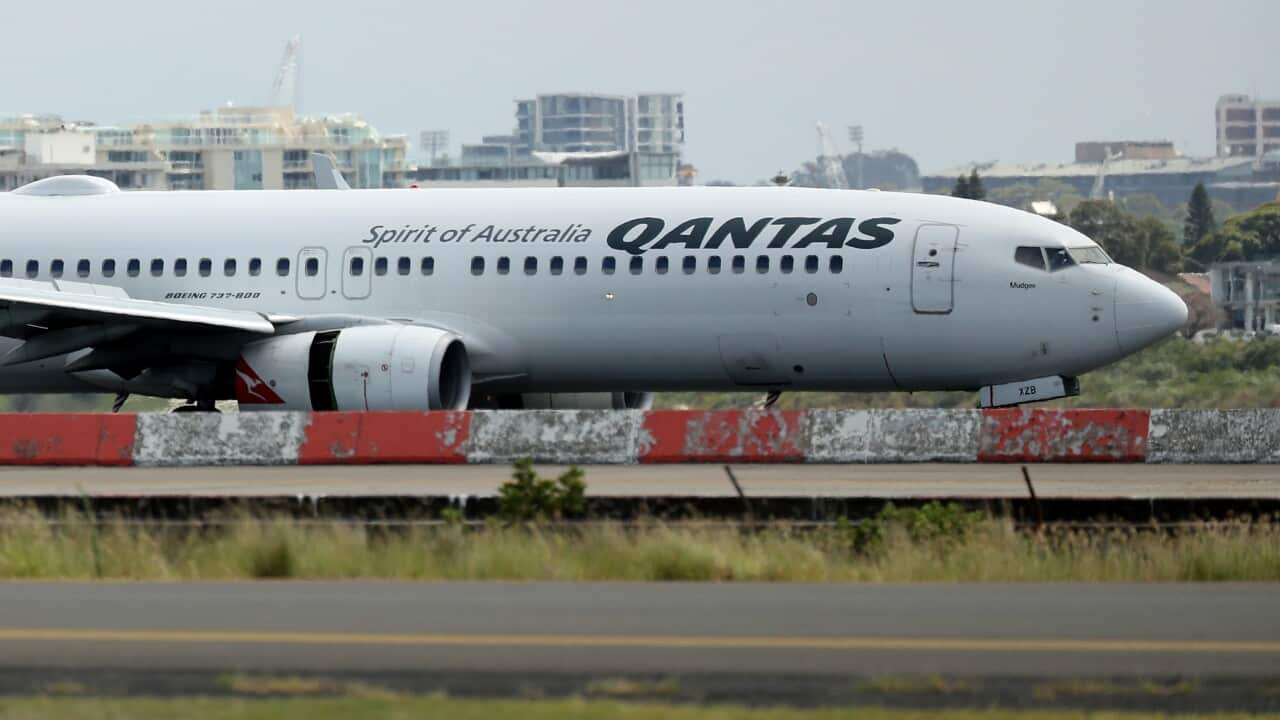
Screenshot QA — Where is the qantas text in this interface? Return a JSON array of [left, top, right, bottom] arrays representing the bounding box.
[[606, 216, 901, 256]]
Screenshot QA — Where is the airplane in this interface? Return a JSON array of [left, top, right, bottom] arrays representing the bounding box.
[[0, 160, 1186, 413]]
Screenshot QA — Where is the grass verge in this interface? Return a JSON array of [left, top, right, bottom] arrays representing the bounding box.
[[0, 506, 1277, 581], [0, 697, 1275, 720]]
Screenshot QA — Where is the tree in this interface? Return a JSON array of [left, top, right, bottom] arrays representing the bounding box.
[[1183, 183, 1216, 248], [951, 174, 970, 198], [1067, 200, 1181, 272], [967, 169, 986, 200], [1190, 202, 1280, 266]]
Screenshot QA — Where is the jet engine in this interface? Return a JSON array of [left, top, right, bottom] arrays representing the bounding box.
[[236, 325, 470, 411], [489, 392, 655, 410]]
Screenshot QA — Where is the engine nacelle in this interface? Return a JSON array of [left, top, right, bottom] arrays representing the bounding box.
[[507, 392, 655, 410], [236, 325, 470, 411]]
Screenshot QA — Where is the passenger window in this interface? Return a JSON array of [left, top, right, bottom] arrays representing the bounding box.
[[1046, 247, 1075, 272], [150, 259, 163, 277], [756, 256, 769, 274], [125, 259, 139, 277], [374, 257, 388, 276], [224, 259, 236, 276], [199, 258, 212, 277], [708, 256, 722, 274], [496, 257, 510, 275], [602, 257, 616, 275], [421, 257, 434, 275], [0, 260, 10, 277], [305, 258, 319, 277], [682, 256, 696, 275], [276, 258, 290, 276], [732, 255, 745, 274], [550, 256, 564, 275], [249, 258, 262, 276], [1014, 246, 1046, 271], [102, 259, 115, 278], [781, 256, 794, 274], [524, 257, 537, 275], [350, 256, 364, 276], [470, 257, 484, 276], [77, 259, 90, 278], [573, 257, 587, 275], [397, 257, 410, 275], [175, 259, 188, 277], [830, 256, 844, 274], [656, 256, 669, 275], [805, 255, 819, 274], [25, 260, 38, 278], [630, 256, 643, 275], [51, 259, 64, 278]]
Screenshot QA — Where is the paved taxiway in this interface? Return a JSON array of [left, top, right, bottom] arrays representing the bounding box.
[[0, 463, 1277, 498], [0, 582, 1276, 678]]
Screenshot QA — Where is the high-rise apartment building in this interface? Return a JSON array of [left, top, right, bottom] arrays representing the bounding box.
[[1216, 94, 1280, 159], [511, 93, 684, 155]]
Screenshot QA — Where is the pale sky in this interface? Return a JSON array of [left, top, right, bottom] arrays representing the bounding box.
[[2, 0, 1275, 183]]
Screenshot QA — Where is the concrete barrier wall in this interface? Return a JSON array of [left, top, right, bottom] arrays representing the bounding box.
[[1, 409, 1276, 466]]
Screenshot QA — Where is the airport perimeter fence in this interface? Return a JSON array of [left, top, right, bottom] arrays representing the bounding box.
[[0, 408, 1276, 466]]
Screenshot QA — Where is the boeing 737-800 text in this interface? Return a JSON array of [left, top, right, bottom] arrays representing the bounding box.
[[0, 170, 1186, 412]]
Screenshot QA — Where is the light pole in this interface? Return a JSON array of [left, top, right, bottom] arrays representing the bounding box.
[[847, 125, 864, 189]]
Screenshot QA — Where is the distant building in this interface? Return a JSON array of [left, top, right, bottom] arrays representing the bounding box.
[[1075, 140, 1176, 164], [419, 92, 685, 187], [1216, 94, 1280, 160], [511, 93, 684, 156], [406, 150, 679, 188], [924, 154, 1272, 209], [1209, 260, 1280, 331], [0, 107, 408, 192]]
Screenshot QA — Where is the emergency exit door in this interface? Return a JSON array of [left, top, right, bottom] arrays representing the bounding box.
[[910, 225, 958, 314]]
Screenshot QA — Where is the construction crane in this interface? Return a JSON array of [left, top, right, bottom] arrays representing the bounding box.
[[815, 121, 849, 190], [1089, 145, 1122, 200], [271, 35, 302, 111]]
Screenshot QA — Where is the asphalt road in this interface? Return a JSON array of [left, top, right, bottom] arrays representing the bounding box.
[[0, 582, 1277, 681], [0, 463, 1277, 498]]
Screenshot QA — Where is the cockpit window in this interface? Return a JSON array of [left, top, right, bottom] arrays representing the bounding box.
[[1067, 246, 1111, 265], [1014, 246, 1045, 271], [1045, 247, 1075, 272]]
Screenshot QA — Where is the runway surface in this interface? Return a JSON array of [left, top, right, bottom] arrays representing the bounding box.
[[0, 463, 1278, 498], [0, 582, 1277, 681]]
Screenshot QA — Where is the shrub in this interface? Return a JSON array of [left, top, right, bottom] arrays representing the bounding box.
[[497, 460, 587, 522]]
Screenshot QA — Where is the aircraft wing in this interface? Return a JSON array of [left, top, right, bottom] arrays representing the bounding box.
[[0, 279, 283, 366]]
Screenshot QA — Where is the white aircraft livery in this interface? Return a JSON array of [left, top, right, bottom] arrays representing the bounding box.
[[0, 169, 1186, 412]]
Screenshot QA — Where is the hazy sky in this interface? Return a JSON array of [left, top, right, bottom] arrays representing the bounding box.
[[2, 0, 1275, 182]]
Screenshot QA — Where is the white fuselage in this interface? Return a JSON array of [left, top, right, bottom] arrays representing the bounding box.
[[0, 186, 1185, 398]]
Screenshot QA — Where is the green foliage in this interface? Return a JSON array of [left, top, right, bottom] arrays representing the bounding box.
[[966, 169, 985, 200], [1067, 200, 1182, 272], [659, 337, 1280, 410], [497, 459, 587, 522], [951, 174, 970, 198], [1191, 202, 1280, 267], [840, 502, 984, 556], [1183, 182, 1217, 247], [986, 179, 1085, 216]]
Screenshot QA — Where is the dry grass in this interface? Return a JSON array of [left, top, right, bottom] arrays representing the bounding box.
[[0, 508, 1276, 582]]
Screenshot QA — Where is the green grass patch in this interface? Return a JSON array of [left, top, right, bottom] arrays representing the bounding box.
[[0, 696, 1275, 720], [658, 336, 1280, 410], [0, 506, 1277, 582]]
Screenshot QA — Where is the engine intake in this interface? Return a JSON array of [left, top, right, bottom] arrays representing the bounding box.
[[237, 325, 470, 411]]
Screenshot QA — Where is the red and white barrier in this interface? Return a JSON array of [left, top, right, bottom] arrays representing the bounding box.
[[0, 408, 1276, 466]]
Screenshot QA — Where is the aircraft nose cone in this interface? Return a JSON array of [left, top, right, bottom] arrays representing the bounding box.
[[1115, 271, 1188, 354]]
